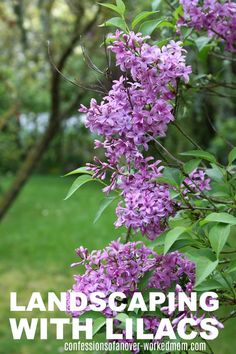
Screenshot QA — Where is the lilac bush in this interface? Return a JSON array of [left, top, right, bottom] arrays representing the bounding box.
[[66, 0, 236, 352]]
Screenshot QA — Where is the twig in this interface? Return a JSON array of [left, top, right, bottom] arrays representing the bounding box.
[[125, 226, 132, 243], [148, 135, 184, 166], [210, 52, 236, 62], [173, 122, 203, 150], [47, 42, 105, 94], [180, 205, 216, 212], [221, 250, 236, 254], [206, 113, 234, 149], [202, 338, 214, 354]]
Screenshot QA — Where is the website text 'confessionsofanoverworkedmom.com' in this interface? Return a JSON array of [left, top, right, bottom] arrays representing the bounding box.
[[63, 340, 207, 352]]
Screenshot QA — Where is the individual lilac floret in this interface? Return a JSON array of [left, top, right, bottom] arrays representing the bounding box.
[[180, 0, 236, 52]]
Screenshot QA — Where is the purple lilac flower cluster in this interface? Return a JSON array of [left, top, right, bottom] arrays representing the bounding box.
[[80, 31, 211, 240], [184, 169, 211, 194], [80, 32, 193, 239], [115, 159, 174, 240], [80, 31, 191, 164], [68, 240, 195, 319], [179, 0, 236, 52], [68, 240, 198, 352]]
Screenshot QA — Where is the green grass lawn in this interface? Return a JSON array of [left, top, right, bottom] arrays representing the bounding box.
[[0, 175, 235, 354]]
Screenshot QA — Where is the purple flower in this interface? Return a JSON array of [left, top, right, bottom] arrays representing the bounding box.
[[80, 32, 191, 164], [68, 240, 195, 317], [79, 32, 196, 241], [180, 0, 236, 52], [184, 169, 211, 193]]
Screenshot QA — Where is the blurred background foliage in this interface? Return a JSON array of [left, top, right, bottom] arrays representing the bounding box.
[[0, 0, 236, 353]]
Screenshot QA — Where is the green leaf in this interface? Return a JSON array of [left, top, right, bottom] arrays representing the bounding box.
[[116, 313, 137, 332], [162, 167, 184, 187], [209, 182, 231, 199], [181, 27, 193, 40], [64, 175, 94, 200], [99, 3, 121, 15], [156, 167, 184, 188], [195, 36, 211, 51], [157, 20, 174, 28], [139, 18, 172, 36], [195, 279, 223, 291], [170, 190, 180, 200], [116, 0, 126, 15], [205, 164, 224, 182], [79, 311, 104, 321], [139, 19, 159, 35], [64, 166, 93, 177], [138, 270, 155, 290], [169, 215, 192, 228], [173, 5, 184, 20], [168, 239, 194, 252], [202, 212, 236, 226], [155, 38, 171, 47], [151, 231, 167, 248], [115, 313, 130, 323], [185, 249, 219, 287], [100, 17, 127, 31], [208, 223, 231, 257], [198, 44, 212, 62], [228, 147, 236, 165], [186, 248, 216, 262], [155, 176, 177, 187], [94, 196, 117, 224], [92, 317, 106, 336], [195, 259, 219, 287], [228, 259, 236, 273], [152, 0, 162, 10], [132, 11, 158, 29], [183, 159, 201, 174], [164, 226, 187, 254], [180, 150, 217, 163]]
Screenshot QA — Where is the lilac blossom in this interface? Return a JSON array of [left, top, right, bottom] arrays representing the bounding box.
[[114, 163, 211, 240], [67, 240, 202, 351], [68, 240, 195, 318], [180, 0, 236, 52], [115, 159, 174, 240], [79, 31, 211, 241], [79, 32, 193, 240], [80, 32, 191, 163]]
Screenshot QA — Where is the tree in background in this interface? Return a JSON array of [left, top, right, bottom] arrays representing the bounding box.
[[0, 0, 103, 220]]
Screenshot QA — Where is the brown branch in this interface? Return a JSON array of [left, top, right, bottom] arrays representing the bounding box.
[[0, 105, 19, 132]]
